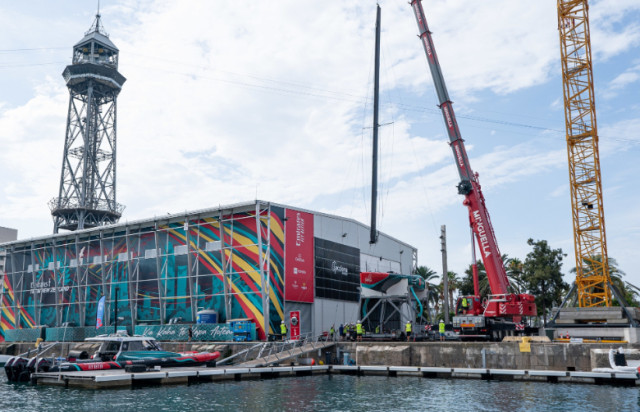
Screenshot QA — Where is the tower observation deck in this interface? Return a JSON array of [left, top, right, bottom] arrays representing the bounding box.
[[50, 13, 126, 233]]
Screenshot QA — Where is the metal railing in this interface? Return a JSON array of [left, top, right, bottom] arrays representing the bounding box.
[[217, 333, 332, 366]]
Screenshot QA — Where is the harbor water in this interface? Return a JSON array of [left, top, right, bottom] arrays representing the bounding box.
[[1, 371, 638, 411]]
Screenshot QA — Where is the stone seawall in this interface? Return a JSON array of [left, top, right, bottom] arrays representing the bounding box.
[[337, 342, 638, 372]]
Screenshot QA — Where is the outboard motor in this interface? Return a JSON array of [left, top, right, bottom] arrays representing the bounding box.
[[26, 357, 52, 374], [5, 357, 29, 382], [4, 357, 17, 381]]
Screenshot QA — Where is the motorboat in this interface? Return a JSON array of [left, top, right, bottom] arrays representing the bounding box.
[[4, 333, 220, 382]]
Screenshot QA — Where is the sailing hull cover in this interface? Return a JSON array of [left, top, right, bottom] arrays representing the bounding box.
[[360, 272, 425, 293]]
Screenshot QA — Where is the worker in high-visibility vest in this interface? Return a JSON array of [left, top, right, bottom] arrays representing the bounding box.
[[330, 325, 335, 341], [405, 321, 412, 342], [462, 297, 469, 314], [356, 320, 363, 342], [439, 319, 446, 342], [280, 321, 288, 341]]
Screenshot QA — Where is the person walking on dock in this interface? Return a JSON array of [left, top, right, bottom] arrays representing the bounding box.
[[439, 319, 446, 342], [280, 321, 288, 341], [356, 320, 363, 342], [405, 321, 412, 342]]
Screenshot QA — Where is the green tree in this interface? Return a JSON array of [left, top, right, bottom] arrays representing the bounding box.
[[523, 239, 569, 325]]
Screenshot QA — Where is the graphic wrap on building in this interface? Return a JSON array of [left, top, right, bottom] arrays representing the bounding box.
[[284, 209, 314, 303], [0, 205, 285, 342], [314, 238, 360, 302]]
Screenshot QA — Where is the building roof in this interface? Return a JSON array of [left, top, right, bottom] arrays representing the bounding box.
[[0, 199, 416, 251]]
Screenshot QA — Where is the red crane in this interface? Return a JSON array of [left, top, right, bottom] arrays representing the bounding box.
[[409, 0, 536, 339]]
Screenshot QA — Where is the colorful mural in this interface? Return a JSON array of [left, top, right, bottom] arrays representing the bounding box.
[[0, 204, 285, 342]]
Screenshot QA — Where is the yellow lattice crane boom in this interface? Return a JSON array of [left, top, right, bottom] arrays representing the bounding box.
[[557, 0, 611, 307]]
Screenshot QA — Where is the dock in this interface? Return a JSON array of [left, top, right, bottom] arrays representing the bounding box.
[[30, 364, 639, 389]]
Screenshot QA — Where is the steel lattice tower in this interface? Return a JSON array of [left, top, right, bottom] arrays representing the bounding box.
[[557, 0, 611, 306], [50, 13, 126, 233]]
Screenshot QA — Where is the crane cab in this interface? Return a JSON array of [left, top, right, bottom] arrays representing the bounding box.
[[455, 295, 483, 316]]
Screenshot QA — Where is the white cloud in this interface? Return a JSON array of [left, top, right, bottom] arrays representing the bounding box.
[[1, 0, 639, 287]]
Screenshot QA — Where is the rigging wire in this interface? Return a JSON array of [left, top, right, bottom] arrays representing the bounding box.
[[2, 46, 637, 146]]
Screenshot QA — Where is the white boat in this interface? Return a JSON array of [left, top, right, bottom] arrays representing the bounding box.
[[592, 347, 640, 373]]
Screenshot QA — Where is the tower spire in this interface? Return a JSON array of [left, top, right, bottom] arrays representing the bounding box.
[[86, 2, 108, 37]]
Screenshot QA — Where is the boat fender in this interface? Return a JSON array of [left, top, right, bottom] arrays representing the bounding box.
[[68, 350, 90, 360]]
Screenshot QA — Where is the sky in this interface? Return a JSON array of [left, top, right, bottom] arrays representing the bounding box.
[[0, 0, 639, 289]]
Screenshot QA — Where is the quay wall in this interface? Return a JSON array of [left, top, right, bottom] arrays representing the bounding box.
[[338, 342, 638, 371]]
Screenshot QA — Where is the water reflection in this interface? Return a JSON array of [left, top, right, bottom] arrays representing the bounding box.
[[1, 371, 638, 412]]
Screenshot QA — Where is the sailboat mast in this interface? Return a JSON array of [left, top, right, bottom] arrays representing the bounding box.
[[370, 4, 381, 244]]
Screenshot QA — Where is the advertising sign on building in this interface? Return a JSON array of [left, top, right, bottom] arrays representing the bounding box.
[[289, 310, 301, 341], [285, 209, 314, 303]]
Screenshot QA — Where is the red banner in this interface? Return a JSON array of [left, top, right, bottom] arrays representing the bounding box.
[[285, 209, 314, 303], [290, 310, 301, 340]]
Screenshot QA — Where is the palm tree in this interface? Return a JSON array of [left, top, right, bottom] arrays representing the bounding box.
[[441, 271, 460, 315], [415, 266, 440, 320], [506, 257, 526, 294]]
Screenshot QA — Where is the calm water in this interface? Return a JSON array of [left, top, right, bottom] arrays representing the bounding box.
[[1, 371, 639, 412]]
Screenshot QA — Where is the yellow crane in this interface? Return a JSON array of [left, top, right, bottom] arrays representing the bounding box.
[[557, 0, 611, 307]]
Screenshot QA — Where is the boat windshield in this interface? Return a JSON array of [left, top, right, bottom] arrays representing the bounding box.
[[121, 340, 159, 351]]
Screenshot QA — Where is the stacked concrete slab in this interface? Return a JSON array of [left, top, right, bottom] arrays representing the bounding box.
[[553, 307, 640, 325]]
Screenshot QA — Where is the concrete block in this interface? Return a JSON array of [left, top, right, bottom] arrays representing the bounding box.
[[389, 366, 420, 373], [614, 372, 639, 380], [528, 370, 567, 377], [133, 372, 166, 380], [421, 367, 452, 373], [453, 368, 487, 374], [489, 369, 526, 376], [95, 374, 131, 383], [271, 367, 293, 373], [570, 371, 613, 379], [359, 366, 387, 372], [331, 365, 356, 372], [227, 368, 250, 374], [166, 370, 197, 378], [198, 369, 225, 376]]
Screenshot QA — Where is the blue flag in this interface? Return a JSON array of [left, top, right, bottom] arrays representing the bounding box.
[[96, 295, 106, 329]]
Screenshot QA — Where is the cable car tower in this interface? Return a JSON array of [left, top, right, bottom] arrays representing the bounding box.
[[557, 0, 611, 306], [50, 12, 126, 233]]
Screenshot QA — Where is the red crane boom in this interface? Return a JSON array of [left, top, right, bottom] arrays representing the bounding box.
[[409, 0, 535, 333]]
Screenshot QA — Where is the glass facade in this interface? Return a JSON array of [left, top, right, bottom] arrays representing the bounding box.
[[314, 238, 360, 302], [0, 203, 285, 341]]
